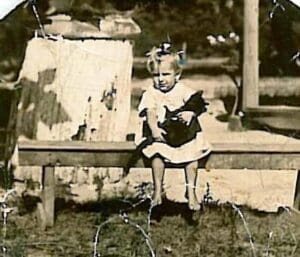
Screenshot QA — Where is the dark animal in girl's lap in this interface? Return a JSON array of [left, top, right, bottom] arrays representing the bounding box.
[[159, 91, 208, 147]]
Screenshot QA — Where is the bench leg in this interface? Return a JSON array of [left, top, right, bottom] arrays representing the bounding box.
[[294, 170, 300, 210], [40, 165, 55, 228]]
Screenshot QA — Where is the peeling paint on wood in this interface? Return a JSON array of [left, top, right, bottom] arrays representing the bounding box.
[[17, 38, 133, 142]]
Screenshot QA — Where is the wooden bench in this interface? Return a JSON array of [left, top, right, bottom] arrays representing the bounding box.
[[17, 140, 300, 228]]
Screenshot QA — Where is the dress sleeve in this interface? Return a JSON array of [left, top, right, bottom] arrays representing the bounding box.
[[181, 84, 197, 103], [138, 90, 156, 117]]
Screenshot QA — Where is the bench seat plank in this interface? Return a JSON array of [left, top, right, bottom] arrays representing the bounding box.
[[18, 140, 300, 169]]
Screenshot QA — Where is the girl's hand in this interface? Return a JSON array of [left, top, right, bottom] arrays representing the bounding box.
[[177, 111, 195, 126], [152, 127, 167, 142]]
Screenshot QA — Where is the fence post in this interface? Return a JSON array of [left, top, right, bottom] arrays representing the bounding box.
[[243, 0, 259, 109]]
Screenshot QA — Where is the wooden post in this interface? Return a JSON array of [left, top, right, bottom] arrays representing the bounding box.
[[41, 165, 55, 228], [242, 0, 259, 109]]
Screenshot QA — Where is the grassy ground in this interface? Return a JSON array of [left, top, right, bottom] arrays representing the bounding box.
[[1, 198, 299, 257]]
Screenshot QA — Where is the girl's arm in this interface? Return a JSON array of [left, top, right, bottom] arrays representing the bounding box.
[[138, 89, 166, 142], [147, 108, 166, 142]]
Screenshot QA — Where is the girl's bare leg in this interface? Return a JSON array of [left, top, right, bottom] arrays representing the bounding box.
[[185, 160, 200, 210], [151, 157, 165, 206]]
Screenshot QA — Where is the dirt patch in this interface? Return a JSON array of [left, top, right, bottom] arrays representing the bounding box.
[[2, 199, 300, 257]]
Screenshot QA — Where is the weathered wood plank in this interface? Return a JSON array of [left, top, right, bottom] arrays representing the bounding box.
[[247, 106, 300, 113], [19, 140, 300, 153], [207, 153, 300, 170], [19, 151, 134, 167], [212, 143, 300, 153], [245, 106, 300, 130], [18, 141, 300, 169], [18, 141, 137, 151], [19, 151, 300, 170], [42, 166, 55, 228]]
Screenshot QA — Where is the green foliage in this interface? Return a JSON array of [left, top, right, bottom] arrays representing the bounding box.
[[0, 0, 300, 78], [132, 0, 244, 57]]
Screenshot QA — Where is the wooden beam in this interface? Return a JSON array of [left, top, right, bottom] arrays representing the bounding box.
[[19, 150, 135, 167], [18, 141, 300, 169], [245, 106, 300, 130], [243, 0, 259, 109], [133, 57, 230, 71], [207, 153, 300, 170], [18, 141, 137, 151], [18, 140, 300, 153]]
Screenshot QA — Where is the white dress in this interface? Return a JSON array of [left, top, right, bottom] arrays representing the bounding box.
[[137, 82, 211, 164]]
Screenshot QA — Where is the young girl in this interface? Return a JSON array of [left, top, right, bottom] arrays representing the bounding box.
[[137, 43, 211, 210]]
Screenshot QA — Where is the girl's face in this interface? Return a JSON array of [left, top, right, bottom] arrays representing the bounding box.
[[152, 58, 177, 93]]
